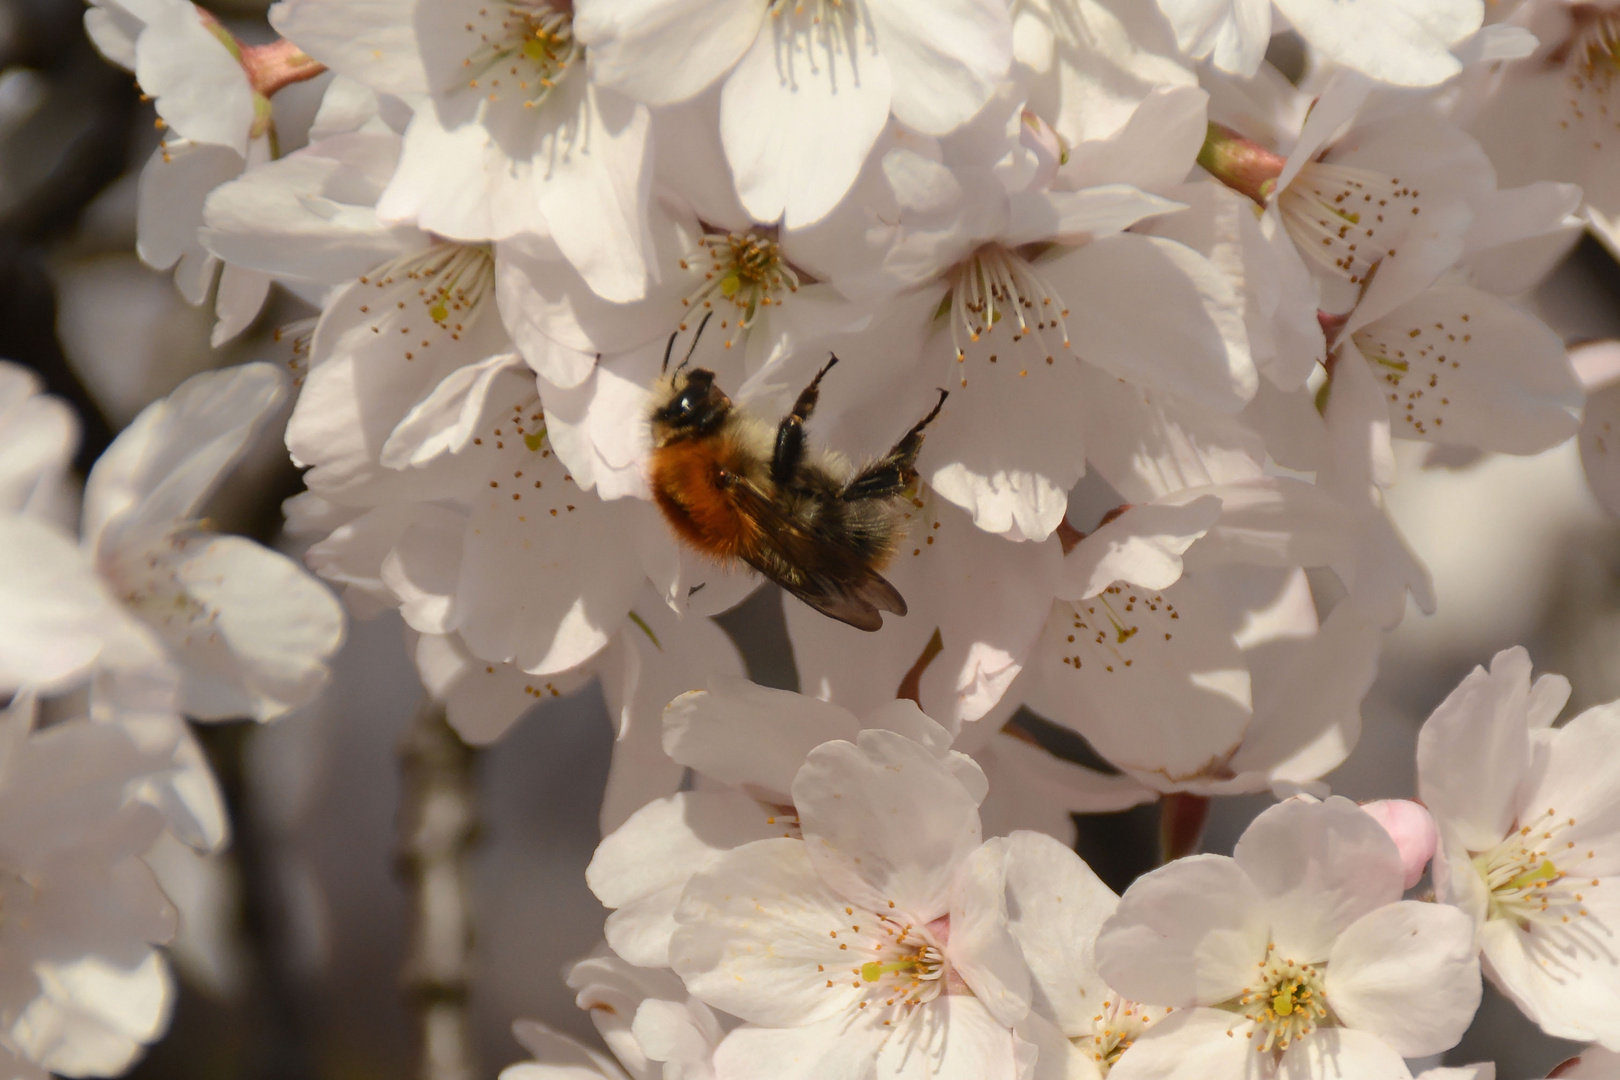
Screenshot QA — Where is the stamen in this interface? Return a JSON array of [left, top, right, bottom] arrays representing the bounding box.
[[1077, 997, 1165, 1075], [460, 1, 577, 108], [1237, 956, 1330, 1053], [824, 915, 948, 1018], [1472, 807, 1597, 930], [767, 0, 845, 22], [362, 243, 496, 329], [1567, 10, 1620, 147], [677, 232, 800, 349], [1277, 162, 1420, 286], [946, 245, 1072, 384]]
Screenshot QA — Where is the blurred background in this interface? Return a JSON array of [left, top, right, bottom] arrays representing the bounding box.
[[3, 0, 1614, 1077]]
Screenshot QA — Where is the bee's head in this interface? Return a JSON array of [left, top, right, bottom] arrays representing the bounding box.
[[651, 368, 732, 440]]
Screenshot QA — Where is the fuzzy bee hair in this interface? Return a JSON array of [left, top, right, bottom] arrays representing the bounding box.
[[646, 357, 946, 631]]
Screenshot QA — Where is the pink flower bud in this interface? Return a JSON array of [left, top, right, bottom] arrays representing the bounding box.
[[1360, 799, 1437, 889]]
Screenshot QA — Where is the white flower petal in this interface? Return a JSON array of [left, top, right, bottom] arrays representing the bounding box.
[[1156, 0, 1270, 77], [712, 1016, 886, 1080], [0, 517, 115, 693], [380, 353, 526, 470], [719, 11, 891, 227], [534, 82, 655, 304], [794, 729, 983, 918], [998, 831, 1117, 1035], [201, 132, 430, 286], [1105, 1007, 1260, 1080], [1326, 901, 1480, 1057], [874, 993, 1025, 1080], [123, 533, 344, 722], [268, 0, 429, 98], [1478, 883, 1620, 1048], [1275, 1027, 1412, 1080], [867, 0, 1011, 136], [948, 839, 1032, 1028], [1059, 496, 1222, 600], [662, 678, 861, 804], [670, 837, 868, 1027], [1415, 646, 1537, 854], [1233, 797, 1404, 962], [83, 362, 286, 556], [1352, 289, 1579, 453], [1095, 854, 1269, 1007], [1273, 0, 1479, 87], [574, 0, 762, 106], [1517, 702, 1620, 876], [135, 2, 254, 154], [1049, 234, 1255, 413]]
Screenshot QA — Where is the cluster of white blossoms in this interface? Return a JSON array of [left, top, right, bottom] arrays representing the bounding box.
[[518, 659, 1620, 1080], [0, 0, 1607, 1072]]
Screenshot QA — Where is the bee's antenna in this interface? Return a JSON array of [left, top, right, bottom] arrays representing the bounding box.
[[662, 328, 680, 374], [673, 311, 714, 376]]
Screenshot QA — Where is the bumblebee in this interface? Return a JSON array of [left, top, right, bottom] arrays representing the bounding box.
[[648, 331, 947, 632]]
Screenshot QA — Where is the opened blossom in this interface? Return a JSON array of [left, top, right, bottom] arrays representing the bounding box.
[[272, 0, 655, 301], [668, 728, 1031, 1080], [0, 696, 177, 1080], [575, 0, 1013, 228], [779, 101, 1254, 543], [587, 682, 975, 968], [1096, 797, 1481, 1080], [1417, 647, 1620, 1050]]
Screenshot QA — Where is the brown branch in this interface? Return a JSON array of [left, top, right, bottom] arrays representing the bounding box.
[[397, 700, 480, 1080]]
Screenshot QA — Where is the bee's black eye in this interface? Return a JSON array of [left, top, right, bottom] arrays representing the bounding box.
[[675, 389, 702, 416]]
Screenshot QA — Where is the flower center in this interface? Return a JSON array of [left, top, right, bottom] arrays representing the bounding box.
[[361, 243, 496, 330], [1237, 954, 1330, 1053], [826, 914, 949, 1020], [1051, 585, 1181, 676], [1077, 997, 1165, 1074], [678, 231, 800, 348], [1277, 162, 1421, 288], [946, 245, 1072, 381], [1557, 11, 1620, 151], [461, 1, 578, 107], [1472, 807, 1598, 930]]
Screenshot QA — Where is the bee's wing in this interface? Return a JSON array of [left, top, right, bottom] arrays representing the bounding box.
[[725, 480, 906, 632]]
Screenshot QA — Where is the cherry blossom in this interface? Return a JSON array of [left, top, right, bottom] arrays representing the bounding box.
[[574, 0, 1014, 227], [271, 0, 656, 302], [1095, 797, 1482, 1080], [668, 728, 1031, 1080], [587, 681, 971, 968], [1417, 647, 1620, 1049], [0, 695, 178, 1080], [0, 364, 344, 849], [52, 0, 1620, 1070]]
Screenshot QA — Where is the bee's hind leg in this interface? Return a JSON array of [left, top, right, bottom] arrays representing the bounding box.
[[841, 389, 948, 501], [770, 353, 840, 485]]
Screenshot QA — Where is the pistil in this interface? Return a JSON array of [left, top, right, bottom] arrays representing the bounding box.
[[678, 231, 800, 349]]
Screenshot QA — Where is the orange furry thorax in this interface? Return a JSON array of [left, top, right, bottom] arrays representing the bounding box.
[[648, 433, 760, 562]]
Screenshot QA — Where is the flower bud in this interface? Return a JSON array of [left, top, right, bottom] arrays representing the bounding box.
[[1360, 799, 1437, 889]]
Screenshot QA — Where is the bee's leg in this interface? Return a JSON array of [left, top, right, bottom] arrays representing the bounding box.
[[770, 354, 840, 485], [841, 389, 947, 500]]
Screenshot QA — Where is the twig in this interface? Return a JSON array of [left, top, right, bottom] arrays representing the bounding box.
[[1158, 792, 1211, 865], [397, 700, 480, 1080]]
